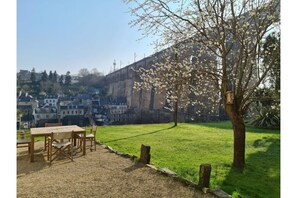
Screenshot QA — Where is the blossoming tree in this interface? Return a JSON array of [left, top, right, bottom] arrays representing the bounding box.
[[133, 43, 220, 126], [125, 0, 280, 169]]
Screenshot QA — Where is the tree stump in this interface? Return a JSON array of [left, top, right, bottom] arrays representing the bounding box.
[[198, 164, 212, 188], [139, 144, 151, 164]]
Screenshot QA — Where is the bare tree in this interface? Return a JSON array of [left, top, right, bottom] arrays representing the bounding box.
[[78, 68, 90, 77], [124, 0, 280, 169]]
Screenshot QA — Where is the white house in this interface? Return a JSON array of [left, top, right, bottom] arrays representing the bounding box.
[[44, 94, 59, 108]]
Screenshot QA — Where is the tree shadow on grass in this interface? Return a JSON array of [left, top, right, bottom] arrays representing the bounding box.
[[104, 125, 176, 143], [221, 137, 280, 198], [192, 121, 279, 134], [189, 121, 233, 130]]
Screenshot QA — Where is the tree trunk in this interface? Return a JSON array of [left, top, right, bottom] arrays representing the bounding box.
[[232, 116, 245, 170], [225, 103, 246, 170], [173, 101, 178, 126]]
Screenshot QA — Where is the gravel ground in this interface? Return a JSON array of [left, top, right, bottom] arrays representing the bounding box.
[[17, 141, 215, 198]]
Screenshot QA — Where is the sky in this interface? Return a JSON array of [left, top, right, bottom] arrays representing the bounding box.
[[17, 0, 156, 75]]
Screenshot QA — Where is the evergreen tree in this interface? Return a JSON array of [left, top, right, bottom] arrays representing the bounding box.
[[53, 71, 58, 83], [48, 70, 53, 82], [30, 68, 36, 83], [59, 75, 64, 85], [41, 70, 48, 82], [65, 71, 72, 86]]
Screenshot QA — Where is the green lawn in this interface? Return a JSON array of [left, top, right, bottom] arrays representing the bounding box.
[[94, 121, 280, 198]]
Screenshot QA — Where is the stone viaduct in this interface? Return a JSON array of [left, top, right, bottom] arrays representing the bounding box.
[[104, 45, 223, 124]]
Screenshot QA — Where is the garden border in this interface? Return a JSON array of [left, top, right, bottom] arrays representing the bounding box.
[[96, 140, 231, 198]]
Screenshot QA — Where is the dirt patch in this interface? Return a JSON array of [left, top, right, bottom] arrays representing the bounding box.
[[17, 141, 215, 198]]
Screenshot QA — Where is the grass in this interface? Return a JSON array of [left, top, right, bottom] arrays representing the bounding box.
[[94, 121, 280, 198]]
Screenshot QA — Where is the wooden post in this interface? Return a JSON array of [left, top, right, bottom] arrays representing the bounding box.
[[139, 144, 151, 164], [198, 164, 212, 188]]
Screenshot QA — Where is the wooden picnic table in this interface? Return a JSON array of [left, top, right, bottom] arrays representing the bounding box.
[[30, 125, 86, 162]]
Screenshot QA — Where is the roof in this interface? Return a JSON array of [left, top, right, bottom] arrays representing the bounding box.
[[94, 97, 128, 106], [18, 95, 34, 102], [76, 94, 92, 100], [35, 107, 57, 114], [44, 94, 58, 99]]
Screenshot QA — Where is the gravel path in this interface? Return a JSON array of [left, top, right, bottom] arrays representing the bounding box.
[[17, 141, 215, 198]]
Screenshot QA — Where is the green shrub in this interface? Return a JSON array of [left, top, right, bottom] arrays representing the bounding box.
[[247, 104, 280, 129]]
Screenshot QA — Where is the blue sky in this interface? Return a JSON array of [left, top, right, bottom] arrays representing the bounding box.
[[17, 0, 155, 75]]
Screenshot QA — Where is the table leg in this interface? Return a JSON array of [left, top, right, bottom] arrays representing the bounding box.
[[30, 136, 34, 162], [83, 131, 86, 155]]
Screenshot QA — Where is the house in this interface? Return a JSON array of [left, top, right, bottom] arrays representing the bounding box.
[[75, 94, 92, 107], [59, 100, 88, 126], [91, 99, 108, 125], [59, 101, 85, 119], [17, 93, 39, 128], [43, 94, 59, 108], [17, 94, 39, 109], [33, 107, 58, 127], [90, 97, 130, 125], [106, 97, 128, 124]]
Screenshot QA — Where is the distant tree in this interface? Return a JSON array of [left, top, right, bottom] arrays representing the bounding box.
[[40, 81, 51, 93], [78, 68, 89, 86], [41, 70, 48, 82], [125, 0, 280, 169], [78, 68, 90, 77], [48, 70, 53, 82], [88, 72, 104, 88], [247, 32, 280, 128], [30, 68, 40, 95], [53, 71, 58, 83], [65, 71, 72, 86], [77, 67, 104, 88], [91, 68, 103, 76], [59, 75, 64, 85], [262, 32, 280, 93], [30, 68, 36, 83]]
